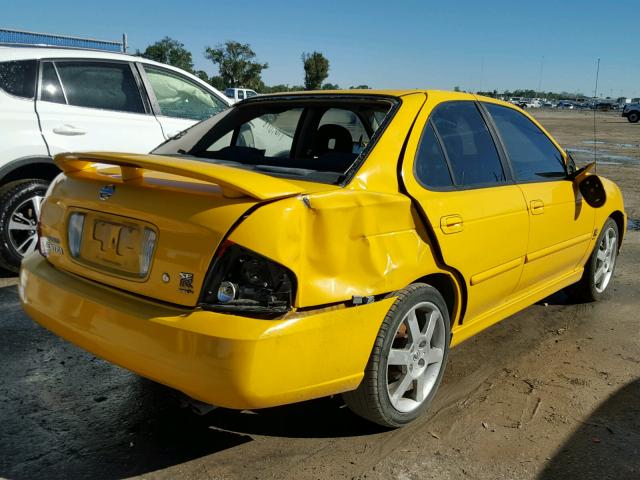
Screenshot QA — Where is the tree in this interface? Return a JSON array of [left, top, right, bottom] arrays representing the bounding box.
[[204, 41, 268, 90], [142, 37, 194, 72], [349, 85, 370, 89], [322, 83, 340, 90], [302, 52, 329, 90]]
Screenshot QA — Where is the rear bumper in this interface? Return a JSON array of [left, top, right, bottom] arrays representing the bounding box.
[[19, 253, 393, 409]]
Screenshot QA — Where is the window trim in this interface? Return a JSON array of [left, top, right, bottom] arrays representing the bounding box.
[[414, 100, 515, 192], [137, 62, 227, 121], [479, 101, 568, 185], [36, 58, 150, 116], [412, 120, 456, 190], [38, 61, 68, 105]]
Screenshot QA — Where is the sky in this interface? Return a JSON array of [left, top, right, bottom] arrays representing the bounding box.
[[4, 0, 640, 97]]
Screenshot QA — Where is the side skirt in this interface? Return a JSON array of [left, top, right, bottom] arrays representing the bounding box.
[[450, 268, 583, 347]]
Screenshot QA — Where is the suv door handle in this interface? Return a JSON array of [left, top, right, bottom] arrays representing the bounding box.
[[440, 214, 463, 234], [52, 125, 87, 136], [530, 200, 544, 215]]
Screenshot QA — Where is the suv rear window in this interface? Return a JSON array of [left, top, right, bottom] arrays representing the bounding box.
[[152, 98, 396, 184], [0, 60, 37, 99]]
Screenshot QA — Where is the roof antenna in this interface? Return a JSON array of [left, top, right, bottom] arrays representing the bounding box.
[[593, 58, 600, 173]]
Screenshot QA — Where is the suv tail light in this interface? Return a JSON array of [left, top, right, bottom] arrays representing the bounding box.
[[199, 242, 295, 315]]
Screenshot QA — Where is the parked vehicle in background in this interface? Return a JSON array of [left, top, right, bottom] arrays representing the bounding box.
[[622, 102, 640, 123], [556, 101, 575, 109], [508, 97, 528, 109], [0, 46, 231, 272], [224, 87, 258, 103]]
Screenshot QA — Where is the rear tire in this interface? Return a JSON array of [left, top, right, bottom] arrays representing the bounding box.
[[0, 179, 49, 273], [343, 283, 450, 428], [566, 218, 619, 302], [627, 112, 639, 123]]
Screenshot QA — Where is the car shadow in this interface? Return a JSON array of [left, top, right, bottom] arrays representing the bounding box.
[[0, 282, 381, 480], [538, 378, 640, 480], [203, 396, 384, 439], [0, 267, 16, 279]]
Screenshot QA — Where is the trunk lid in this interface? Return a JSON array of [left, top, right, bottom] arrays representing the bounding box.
[[40, 152, 323, 306]]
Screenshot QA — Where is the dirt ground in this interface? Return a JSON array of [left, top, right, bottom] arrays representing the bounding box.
[[0, 109, 638, 480]]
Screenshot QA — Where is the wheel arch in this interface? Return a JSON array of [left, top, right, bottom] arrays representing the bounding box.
[[411, 272, 465, 328], [609, 210, 625, 249], [0, 156, 59, 187]]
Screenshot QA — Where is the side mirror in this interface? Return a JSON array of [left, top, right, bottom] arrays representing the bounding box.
[[568, 162, 606, 208]]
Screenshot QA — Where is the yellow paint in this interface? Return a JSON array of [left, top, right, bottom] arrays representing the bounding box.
[[21, 90, 626, 409]]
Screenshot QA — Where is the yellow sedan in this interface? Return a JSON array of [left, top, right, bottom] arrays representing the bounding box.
[[20, 90, 625, 427]]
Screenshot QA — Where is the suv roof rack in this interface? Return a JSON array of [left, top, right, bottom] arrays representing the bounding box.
[[0, 28, 127, 53]]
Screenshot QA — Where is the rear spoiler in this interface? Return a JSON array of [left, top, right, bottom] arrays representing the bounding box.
[[54, 152, 305, 201]]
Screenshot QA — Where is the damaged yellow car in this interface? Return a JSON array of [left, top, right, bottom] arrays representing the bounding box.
[[20, 90, 625, 427]]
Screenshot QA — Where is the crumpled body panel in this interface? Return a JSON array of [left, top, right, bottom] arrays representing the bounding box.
[[229, 189, 446, 307]]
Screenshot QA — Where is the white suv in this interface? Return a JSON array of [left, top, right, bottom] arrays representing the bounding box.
[[0, 46, 231, 272]]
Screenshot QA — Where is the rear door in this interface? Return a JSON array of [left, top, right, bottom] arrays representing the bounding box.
[[138, 64, 228, 139], [481, 101, 595, 291], [401, 96, 529, 323], [36, 59, 165, 155]]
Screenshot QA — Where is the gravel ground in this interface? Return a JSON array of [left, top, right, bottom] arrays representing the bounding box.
[[0, 109, 638, 480]]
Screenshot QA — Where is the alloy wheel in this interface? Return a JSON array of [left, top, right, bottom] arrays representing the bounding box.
[[594, 226, 617, 293], [386, 301, 446, 413], [8, 195, 43, 257]]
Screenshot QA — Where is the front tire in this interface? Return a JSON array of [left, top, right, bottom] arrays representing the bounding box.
[[0, 179, 49, 273], [627, 112, 639, 123], [343, 284, 450, 428], [566, 218, 619, 302]]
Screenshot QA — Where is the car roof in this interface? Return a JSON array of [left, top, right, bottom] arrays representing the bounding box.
[[0, 45, 232, 106], [0, 45, 142, 62]]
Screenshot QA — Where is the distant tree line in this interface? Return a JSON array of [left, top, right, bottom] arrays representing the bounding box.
[[138, 36, 370, 93]]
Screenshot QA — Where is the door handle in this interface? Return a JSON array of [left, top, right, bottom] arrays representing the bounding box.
[[440, 214, 463, 234], [530, 200, 544, 215], [52, 125, 87, 136]]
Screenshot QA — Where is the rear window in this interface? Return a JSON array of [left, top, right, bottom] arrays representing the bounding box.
[[0, 60, 37, 99], [152, 98, 396, 184]]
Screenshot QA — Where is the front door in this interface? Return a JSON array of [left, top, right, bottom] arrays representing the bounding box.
[[139, 64, 228, 139], [480, 101, 595, 292], [402, 96, 529, 323]]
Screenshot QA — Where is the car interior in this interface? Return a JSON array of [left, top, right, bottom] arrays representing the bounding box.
[[157, 98, 396, 183]]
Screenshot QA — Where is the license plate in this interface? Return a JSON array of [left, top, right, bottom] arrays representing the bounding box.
[[72, 211, 156, 279]]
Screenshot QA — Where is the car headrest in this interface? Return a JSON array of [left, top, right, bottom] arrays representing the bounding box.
[[313, 124, 353, 155]]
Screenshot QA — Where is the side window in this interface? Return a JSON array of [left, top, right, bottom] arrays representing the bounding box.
[[246, 90, 257, 98], [144, 66, 227, 121], [483, 103, 566, 181], [430, 102, 506, 187], [0, 60, 37, 99], [40, 62, 65, 104], [54, 61, 145, 113], [414, 122, 453, 188], [237, 90, 245, 100]]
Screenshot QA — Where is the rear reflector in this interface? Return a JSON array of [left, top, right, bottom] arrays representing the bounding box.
[[67, 213, 85, 258]]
